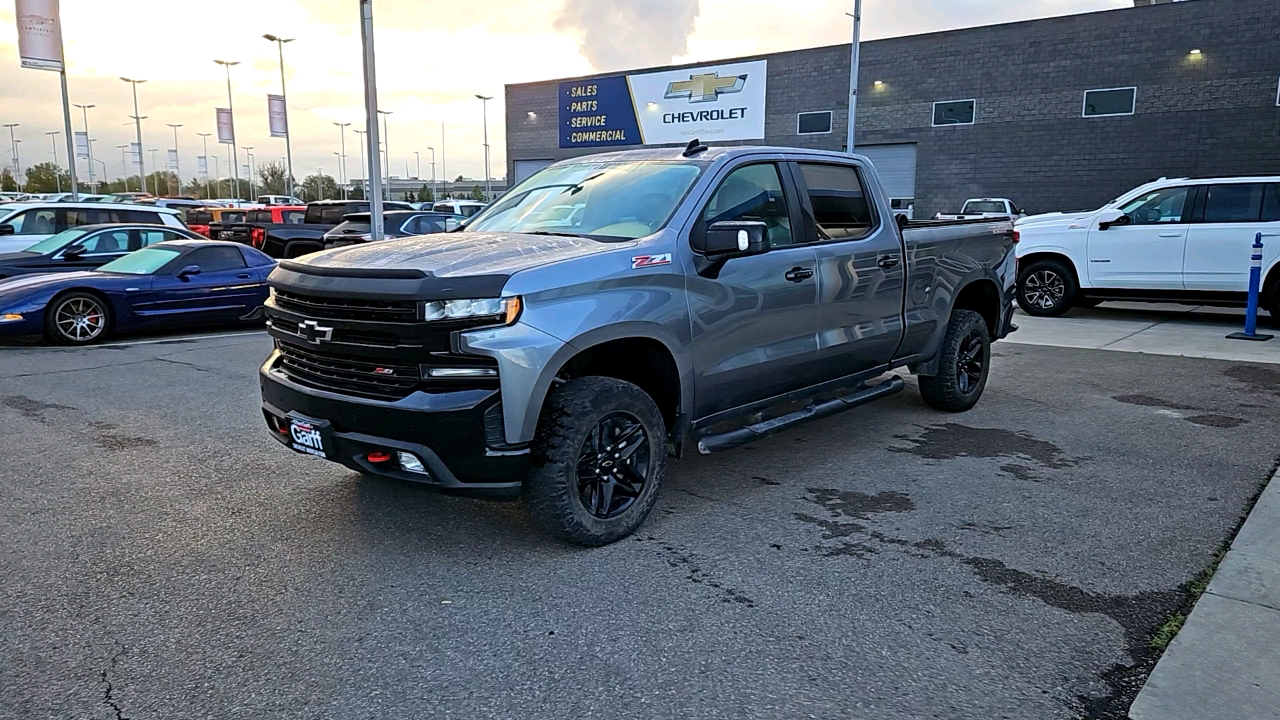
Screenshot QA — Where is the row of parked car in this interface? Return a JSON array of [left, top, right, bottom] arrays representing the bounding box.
[[0, 194, 489, 345]]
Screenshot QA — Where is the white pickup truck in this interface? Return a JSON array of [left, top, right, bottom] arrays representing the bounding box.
[[934, 198, 1026, 221], [1014, 176, 1280, 317]]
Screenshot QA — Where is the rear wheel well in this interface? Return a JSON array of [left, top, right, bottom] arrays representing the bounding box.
[[284, 241, 323, 259], [953, 280, 1000, 337], [1018, 252, 1080, 288], [555, 338, 681, 433]]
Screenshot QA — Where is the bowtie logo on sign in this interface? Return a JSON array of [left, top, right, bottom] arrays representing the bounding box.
[[664, 72, 747, 103]]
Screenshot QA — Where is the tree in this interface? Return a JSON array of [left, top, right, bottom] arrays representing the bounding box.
[[455, 174, 464, 183], [469, 185, 486, 202], [23, 162, 73, 194], [256, 161, 292, 196], [419, 184, 434, 203], [0, 168, 16, 192], [349, 185, 366, 200], [299, 173, 338, 202], [405, 191, 416, 203]]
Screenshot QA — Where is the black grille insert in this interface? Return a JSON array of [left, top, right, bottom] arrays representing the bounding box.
[[274, 290, 418, 323], [277, 343, 419, 400]]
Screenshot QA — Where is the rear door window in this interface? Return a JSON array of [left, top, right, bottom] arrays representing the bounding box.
[[796, 163, 876, 241], [140, 229, 186, 247], [1262, 185, 1280, 223], [1201, 184, 1265, 223], [79, 229, 132, 255], [9, 209, 58, 234], [118, 210, 166, 225], [283, 210, 305, 224]]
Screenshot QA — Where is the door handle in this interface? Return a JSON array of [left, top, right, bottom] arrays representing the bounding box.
[[236, 273, 253, 279], [877, 255, 901, 269], [1158, 232, 1182, 238], [784, 267, 814, 283]]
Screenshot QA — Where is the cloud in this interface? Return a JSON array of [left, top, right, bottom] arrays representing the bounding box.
[[555, 0, 701, 72]]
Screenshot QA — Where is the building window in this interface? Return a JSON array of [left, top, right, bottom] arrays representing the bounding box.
[[797, 111, 833, 135], [932, 100, 975, 126], [1083, 87, 1136, 117]]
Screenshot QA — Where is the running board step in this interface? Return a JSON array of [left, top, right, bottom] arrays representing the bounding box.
[[696, 376, 905, 454]]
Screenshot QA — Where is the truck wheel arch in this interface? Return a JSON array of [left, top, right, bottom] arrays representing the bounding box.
[[1018, 251, 1082, 289]]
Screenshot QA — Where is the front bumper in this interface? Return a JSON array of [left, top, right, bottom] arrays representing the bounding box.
[[259, 350, 528, 498]]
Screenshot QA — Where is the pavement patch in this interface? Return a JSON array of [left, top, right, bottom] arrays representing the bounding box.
[[2, 395, 75, 422], [891, 423, 1077, 481]]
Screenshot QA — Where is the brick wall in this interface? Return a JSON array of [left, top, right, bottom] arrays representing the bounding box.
[[505, 0, 1280, 217]]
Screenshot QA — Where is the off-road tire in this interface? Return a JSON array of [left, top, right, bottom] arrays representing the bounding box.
[[919, 309, 990, 413], [44, 291, 112, 345], [1017, 258, 1077, 317], [524, 376, 667, 546]]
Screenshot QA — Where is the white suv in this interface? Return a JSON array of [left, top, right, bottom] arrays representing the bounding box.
[[1015, 177, 1280, 317], [0, 203, 186, 254]]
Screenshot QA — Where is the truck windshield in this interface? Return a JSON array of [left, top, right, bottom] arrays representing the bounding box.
[[466, 161, 703, 240], [962, 201, 1006, 213]]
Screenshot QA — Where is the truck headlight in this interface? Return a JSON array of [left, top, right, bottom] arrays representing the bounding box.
[[421, 297, 521, 325]]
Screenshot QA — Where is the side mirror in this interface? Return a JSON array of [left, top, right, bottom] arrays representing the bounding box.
[[176, 264, 202, 280], [62, 244, 86, 259], [0, 223, 13, 236], [1097, 209, 1128, 231], [694, 220, 771, 258]]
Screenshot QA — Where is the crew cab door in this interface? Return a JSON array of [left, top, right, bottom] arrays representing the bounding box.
[[1086, 185, 1192, 289], [789, 161, 905, 379], [686, 161, 820, 418], [1184, 183, 1280, 291]]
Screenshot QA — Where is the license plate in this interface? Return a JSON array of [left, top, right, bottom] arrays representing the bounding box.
[[287, 417, 329, 458]]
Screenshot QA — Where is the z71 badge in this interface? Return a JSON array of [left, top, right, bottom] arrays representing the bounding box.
[[631, 254, 672, 269]]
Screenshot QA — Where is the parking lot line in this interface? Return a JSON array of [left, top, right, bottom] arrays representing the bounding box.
[[91, 330, 266, 349]]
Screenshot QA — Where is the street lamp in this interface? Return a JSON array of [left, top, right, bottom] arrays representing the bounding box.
[[377, 109, 392, 200], [413, 150, 420, 184], [263, 34, 296, 198], [425, 146, 437, 202], [45, 131, 62, 193], [333, 122, 350, 200], [476, 94, 493, 202], [74, 104, 97, 192], [4, 123, 22, 192], [846, 1, 863, 153], [167, 123, 183, 196], [116, 144, 129, 190], [120, 77, 148, 193], [353, 129, 367, 199], [148, 149, 160, 193], [242, 146, 256, 199], [197, 132, 212, 199], [214, 60, 241, 200]]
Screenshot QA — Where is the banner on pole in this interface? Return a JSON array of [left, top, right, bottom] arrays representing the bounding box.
[[242, 164, 251, 178], [268, 95, 287, 138], [167, 149, 178, 171], [129, 142, 141, 167], [216, 108, 234, 144], [74, 131, 89, 159], [15, 0, 65, 71], [197, 155, 208, 175]]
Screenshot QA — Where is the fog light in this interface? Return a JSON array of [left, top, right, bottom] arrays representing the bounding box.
[[424, 367, 498, 379], [397, 451, 428, 475], [0, 313, 23, 323]]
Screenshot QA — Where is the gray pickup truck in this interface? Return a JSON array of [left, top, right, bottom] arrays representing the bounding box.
[[259, 143, 1017, 545]]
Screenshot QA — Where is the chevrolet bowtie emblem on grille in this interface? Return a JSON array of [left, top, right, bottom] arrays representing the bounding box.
[[298, 320, 334, 345], [664, 72, 747, 103]]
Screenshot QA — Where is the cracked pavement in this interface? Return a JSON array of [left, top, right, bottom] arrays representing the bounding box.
[[1, 334, 1278, 719]]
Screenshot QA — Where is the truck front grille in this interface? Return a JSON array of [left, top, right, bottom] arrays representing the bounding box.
[[274, 289, 419, 323], [277, 343, 419, 401]]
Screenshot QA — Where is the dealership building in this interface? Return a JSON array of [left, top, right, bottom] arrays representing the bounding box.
[[504, 0, 1280, 218]]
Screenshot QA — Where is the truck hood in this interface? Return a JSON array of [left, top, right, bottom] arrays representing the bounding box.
[[294, 231, 632, 278], [1016, 210, 1097, 228]]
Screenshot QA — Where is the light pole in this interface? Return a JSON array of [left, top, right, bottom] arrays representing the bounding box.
[[214, 60, 241, 200], [476, 94, 493, 202], [120, 77, 147, 194], [4, 124, 22, 192], [426, 146, 436, 202], [210, 154, 221, 196], [242, 146, 256, 199], [197, 132, 212, 199], [12, 140, 22, 192], [45, 131, 62, 193], [167, 123, 183, 196], [263, 34, 296, 199], [377, 110, 392, 201], [846, 0, 863, 153], [333, 122, 350, 200], [116, 144, 129, 190], [148, 149, 160, 194], [353, 128, 368, 198], [93, 157, 107, 188], [74, 104, 97, 192]]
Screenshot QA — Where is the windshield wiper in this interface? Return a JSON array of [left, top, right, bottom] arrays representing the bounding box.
[[525, 231, 586, 238]]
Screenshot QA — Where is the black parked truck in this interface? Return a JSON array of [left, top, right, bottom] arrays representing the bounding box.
[[222, 200, 413, 259], [259, 144, 1018, 545]]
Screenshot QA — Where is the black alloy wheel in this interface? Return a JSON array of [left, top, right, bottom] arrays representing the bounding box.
[[956, 326, 985, 395], [1017, 258, 1077, 317], [918, 309, 990, 412], [576, 412, 651, 519], [1022, 269, 1065, 311]]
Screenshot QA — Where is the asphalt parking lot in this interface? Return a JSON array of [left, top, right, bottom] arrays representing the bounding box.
[[2, 327, 1278, 719]]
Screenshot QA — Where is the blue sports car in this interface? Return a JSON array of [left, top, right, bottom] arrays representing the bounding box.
[[0, 240, 275, 345]]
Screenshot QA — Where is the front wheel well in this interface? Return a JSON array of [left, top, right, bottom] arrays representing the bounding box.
[[553, 337, 681, 434], [1018, 252, 1081, 288]]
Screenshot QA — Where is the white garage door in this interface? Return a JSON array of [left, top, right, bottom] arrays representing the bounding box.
[[512, 159, 554, 186], [856, 144, 917, 215]]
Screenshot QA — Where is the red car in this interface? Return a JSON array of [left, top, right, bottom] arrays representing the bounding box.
[[217, 206, 308, 248]]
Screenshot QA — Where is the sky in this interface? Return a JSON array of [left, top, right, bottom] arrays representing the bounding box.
[[0, 0, 1129, 188]]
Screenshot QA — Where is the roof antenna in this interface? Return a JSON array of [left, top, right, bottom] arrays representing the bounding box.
[[683, 138, 709, 157]]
